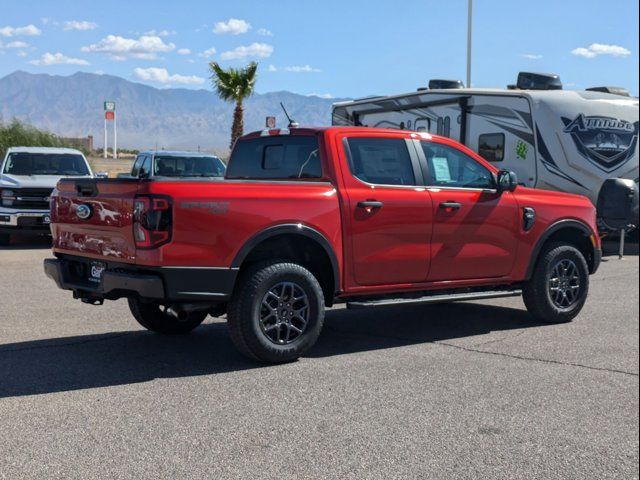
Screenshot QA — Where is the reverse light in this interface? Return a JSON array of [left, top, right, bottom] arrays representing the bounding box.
[[133, 195, 172, 249]]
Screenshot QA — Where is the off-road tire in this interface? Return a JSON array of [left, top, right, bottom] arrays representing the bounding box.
[[128, 298, 207, 334], [227, 261, 325, 363], [0, 233, 10, 246], [523, 242, 589, 324]]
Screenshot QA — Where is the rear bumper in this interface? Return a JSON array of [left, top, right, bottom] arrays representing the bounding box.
[[44, 255, 237, 302]]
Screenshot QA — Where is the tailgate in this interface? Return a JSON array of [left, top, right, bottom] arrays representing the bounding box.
[[51, 178, 140, 262]]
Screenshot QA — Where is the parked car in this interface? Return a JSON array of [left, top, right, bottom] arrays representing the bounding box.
[[0, 146, 96, 245], [119, 151, 226, 179], [332, 72, 639, 233], [45, 126, 606, 363]]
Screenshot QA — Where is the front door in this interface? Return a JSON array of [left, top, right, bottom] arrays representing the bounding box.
[[338, 134, 433, 287], [417, 139, 520, 281]]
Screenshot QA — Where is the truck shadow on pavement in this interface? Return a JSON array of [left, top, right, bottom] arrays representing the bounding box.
[[0, 302, 541, 398]]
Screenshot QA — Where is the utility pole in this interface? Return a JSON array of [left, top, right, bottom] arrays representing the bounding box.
[[103, 115, 107, 159], [466, 0, 473, 88], [113, 110, 118, 159]]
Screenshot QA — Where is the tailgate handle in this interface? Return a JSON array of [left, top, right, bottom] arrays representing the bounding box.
[[75, 181, 98, 197]]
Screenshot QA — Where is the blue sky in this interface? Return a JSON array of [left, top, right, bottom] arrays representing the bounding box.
[[1, 0, 638, 97]]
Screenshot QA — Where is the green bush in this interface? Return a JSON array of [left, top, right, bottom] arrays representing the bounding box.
[[0, 119, 87, 160]]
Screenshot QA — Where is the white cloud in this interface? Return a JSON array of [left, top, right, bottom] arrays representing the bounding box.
[[284, 65, 321, 73], [571, 43, 631, 58], [267, 64, 321, 73], [220, 42, 273, 60], [17, 50, 28, 57], [133, 67, 205, 85], [198, 47, 217, 58], [213, 18, 251, 35], [63, 20, 98, 31], [257, 28, 273, 36], [81, 34, 175, 60], [0, 24, 41, 37], [177, 48, 191, 55], [307, 93, 333, 99], [29, 52, 90, 66], [4, 40, 29, 49], [144, 29, 175, 37], [521, 53, 542, 60]]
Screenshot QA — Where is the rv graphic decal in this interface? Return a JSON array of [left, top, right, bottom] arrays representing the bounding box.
[[562, 114, 638, 172]]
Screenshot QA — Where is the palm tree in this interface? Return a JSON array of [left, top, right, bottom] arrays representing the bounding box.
[[209, 61, 258, 149]]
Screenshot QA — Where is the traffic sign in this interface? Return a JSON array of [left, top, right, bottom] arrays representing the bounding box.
[[266, 116, 276, 129], [104, 101, 116, 112], [105, 111, 115, 120]]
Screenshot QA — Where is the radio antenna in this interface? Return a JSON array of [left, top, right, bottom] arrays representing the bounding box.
[[280, 102, 299, 128]]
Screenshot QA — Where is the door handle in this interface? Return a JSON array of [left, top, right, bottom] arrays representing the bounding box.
[[357, 200, 383, 209], [439, 201, 462, 210]]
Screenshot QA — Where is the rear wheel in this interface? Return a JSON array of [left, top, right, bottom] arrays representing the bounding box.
[[523, 242, 589, 324], [128, 298, 207, 334], [0, 233, 10, 246], [227, 261, 325, 363]]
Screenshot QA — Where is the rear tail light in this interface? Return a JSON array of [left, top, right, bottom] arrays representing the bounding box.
[[133, 195, 172, 249]]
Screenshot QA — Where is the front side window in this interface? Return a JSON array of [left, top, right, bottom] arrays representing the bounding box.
[[131, 155, 144, 177], [346, 137, 416, 186], [226, 136, 322, 180], [3, 153, 90, 176], [153, 156, 225, 177], [139, 156, 152, 178], [478, 133, 505, 162], [421, 142, 494, 189]]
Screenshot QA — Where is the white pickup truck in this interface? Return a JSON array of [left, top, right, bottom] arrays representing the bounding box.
[[0, 147, 95, 245]]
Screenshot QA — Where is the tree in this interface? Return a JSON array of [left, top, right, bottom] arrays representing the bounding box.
[[209, 61, 258, 150]]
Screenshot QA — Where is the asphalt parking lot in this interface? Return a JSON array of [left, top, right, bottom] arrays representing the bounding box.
[[0, 238, 638, 480]]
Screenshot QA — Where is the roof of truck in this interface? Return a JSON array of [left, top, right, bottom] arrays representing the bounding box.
[[139, 150, 221, 158], [6, 146, 85, 155]]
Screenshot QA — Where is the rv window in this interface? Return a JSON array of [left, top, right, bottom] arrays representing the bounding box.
[[478, 133, 505, 162], [346, 137, 416, 186], [421, 142, 494, 189]]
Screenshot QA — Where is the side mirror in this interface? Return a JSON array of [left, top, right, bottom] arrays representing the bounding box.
[[497, 170, 518, 193], [95, 172, 109, 179]]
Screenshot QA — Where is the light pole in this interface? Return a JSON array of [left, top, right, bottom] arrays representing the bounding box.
[[466, 0, 472, 88]]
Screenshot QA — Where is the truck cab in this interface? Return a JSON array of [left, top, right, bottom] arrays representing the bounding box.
[[0, 146, 93, 245]]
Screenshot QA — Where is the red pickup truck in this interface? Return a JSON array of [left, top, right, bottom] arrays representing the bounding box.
[[44, 127, 602, 362]]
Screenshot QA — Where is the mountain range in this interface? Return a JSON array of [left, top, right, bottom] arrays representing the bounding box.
[[0, 71, 348, 152]]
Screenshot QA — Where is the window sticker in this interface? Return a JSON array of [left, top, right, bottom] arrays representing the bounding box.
[[431, 157, 451, 182]]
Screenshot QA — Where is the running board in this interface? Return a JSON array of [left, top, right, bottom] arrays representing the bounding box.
[[346, 290, 522, 309]]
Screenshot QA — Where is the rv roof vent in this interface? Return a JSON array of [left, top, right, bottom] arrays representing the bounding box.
[[428, 79, 465, 90], [586, 86, 630, 97], [516, 72, 562, 90]]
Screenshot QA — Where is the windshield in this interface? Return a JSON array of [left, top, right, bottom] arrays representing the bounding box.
[[153, 155, 226, 177], [3, 153, 90, 176]]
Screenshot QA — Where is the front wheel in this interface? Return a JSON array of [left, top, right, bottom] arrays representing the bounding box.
[[523, 242, 589, 324], [227, 261, 325, 363], [128, 298, 207, 334]]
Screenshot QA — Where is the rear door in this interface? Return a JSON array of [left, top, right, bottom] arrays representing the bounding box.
[[337, 132, 433, 287], [417, 139, 520, 281]]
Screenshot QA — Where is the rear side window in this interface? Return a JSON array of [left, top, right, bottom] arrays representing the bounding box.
[[226, 136, 322, 180], [478, 133, 505, 162], [346, 137, 416, 186]]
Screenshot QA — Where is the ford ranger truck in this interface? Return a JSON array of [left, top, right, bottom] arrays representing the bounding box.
[[44, 127, 602, 363], [0, 147, 94, 245]]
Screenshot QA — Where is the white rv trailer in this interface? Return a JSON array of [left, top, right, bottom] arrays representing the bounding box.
[[331, 75, 639, 217]]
